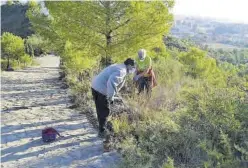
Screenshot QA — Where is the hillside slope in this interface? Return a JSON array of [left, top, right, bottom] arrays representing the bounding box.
[[1, 3, 32, 38]]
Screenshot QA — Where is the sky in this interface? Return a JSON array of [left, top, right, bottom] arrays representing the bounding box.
[[173, 0, 248, 24], [1, 0, 248, 24]]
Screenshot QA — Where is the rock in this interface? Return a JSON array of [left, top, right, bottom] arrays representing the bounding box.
[[68, 104, 78, 109], [6, 67, 14, 71]]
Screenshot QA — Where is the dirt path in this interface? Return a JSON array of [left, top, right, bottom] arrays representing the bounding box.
[[1, 55, 119, 168]]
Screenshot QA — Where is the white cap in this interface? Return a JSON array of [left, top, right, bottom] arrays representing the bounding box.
[[138, 49, 146, 61]]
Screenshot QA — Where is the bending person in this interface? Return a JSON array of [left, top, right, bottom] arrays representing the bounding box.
[[134, 49, 156, 97], [91, 58, 136, 137]]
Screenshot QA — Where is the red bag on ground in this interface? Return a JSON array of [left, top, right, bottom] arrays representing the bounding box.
[[42, 127, 61, 142]]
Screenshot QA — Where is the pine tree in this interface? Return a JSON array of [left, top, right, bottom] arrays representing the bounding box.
[[27, 1, 174, 67]]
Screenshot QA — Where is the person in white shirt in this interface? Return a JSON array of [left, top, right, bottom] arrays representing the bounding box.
[[91, 58, 136, 137]]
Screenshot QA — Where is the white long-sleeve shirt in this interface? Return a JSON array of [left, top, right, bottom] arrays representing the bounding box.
[[91, 64, 127, 98]]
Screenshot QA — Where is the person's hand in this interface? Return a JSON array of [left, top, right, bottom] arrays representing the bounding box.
[[107, 97, 114, 105], [114, 96, 123, 103]]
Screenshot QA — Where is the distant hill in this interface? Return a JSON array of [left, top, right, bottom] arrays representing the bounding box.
[[1, 3, 33, 38], [171, 15, 248, 49]]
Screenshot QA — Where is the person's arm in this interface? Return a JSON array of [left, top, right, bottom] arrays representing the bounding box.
[[118, 78, 126, 92], [107, 71, 125, 101]]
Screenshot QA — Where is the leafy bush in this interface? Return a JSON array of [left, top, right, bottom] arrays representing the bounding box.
[[25, 34, 50, 56], [1, 32, 25, 64], [19, 54, 33, 67], [115, 85, 247, 167]]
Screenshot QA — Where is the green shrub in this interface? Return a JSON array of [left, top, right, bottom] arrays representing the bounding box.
[[20, 54, 32, 67]]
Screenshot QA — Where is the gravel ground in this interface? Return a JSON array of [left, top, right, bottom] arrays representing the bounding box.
[[1, 55, 120, 168]]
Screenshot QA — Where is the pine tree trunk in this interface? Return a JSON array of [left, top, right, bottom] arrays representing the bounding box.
[[7, 55, 10, 69], [103, 1, 112, 67]]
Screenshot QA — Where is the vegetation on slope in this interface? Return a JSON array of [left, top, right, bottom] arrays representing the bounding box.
[[1, 32, 33, 70], [171, 16, 248, 48], [1, 2, 32, 38]]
